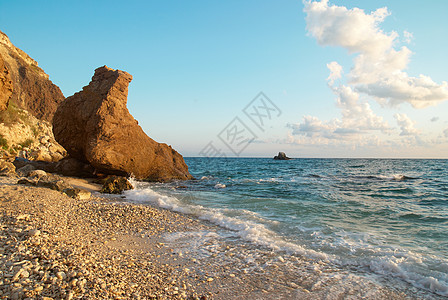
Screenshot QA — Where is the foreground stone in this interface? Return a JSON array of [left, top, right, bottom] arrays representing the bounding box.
[[17, 171, 90, 200], [13, 157, 95, 178], [0, 159, 16, 177], [100, 175, 133, 194], [53, 66, 192, 182]]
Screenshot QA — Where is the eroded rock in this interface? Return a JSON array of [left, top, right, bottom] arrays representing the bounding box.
[[0, 159, 16, 177], [0, 54, 13, 111], [63, 188, 91, 200], [100, 175, 133, 194], [53, 66, 193, 182], [0, 30, 64, 121]]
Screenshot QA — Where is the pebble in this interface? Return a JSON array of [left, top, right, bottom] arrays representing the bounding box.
[[27, 229, 40, 237], [66, 290, 74, 300], [34, 286, 44, 292], [70, 278, 78, 287], [56, 271, 66, 280]]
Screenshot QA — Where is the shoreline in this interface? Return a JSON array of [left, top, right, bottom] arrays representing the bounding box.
[[0, 176, 433, 299]]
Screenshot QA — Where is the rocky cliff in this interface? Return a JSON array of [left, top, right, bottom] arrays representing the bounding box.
[[0, 30, 66, 161], [0, 30, 64, 121], [0, 54, 13, 111], [53, 66, 193, 182]]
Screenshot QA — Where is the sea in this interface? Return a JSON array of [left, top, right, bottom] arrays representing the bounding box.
[[123, 158, 448, 298]]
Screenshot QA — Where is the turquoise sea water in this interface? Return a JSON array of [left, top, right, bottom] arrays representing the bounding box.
[[125, 158, 448, 297]]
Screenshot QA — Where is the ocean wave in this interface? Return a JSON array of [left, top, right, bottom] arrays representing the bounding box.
[[124, 186, 328, 260], [368, 257, 448, 296], [306, 174, 419, 181], [124, 183, 448, 297], [315, 229, 448, 297], [348, 164, 365, 168], [359, 174, 419, 181]]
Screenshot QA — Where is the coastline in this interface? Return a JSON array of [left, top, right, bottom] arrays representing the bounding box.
[[0, 176, 425, 299]]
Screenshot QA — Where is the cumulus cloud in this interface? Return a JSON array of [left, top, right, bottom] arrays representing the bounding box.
[[303, 0, 448, 108], [286, 1, 447, 153], [327, 61, 343, 85], [288, 55, 390, 144], [394, 113, 420, 136], [331, 85, 390, 131]]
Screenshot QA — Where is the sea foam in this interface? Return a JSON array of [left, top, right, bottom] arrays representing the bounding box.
[[124, 186, 328, 260], [124, 183, 448, 297]]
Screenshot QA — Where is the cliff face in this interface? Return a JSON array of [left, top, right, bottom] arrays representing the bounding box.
[[0, 54, 13, 111], [53, 66, 193, 182], [0, 30, 66, 162], [0, 30, 64, 121]]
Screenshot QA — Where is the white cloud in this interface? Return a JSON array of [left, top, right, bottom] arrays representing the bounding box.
[[430, 117, 439, 122], [288, 67, 390, 146], [403, 30, 413, 44], [286, 1, 448, 155], [332, 85, 390, 131], [304, 0, 393, 56], [303, 0, 448, 108], [327, 61, 343, 85], [394, 113, 419, 136]]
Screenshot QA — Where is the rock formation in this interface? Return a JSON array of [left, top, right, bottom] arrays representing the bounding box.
[[17, 169, 91, 199], [0, 108, 67, 161], [100, 176, 134, 194], [0, 54, 13, 111], [0, 30, 64, 121], [12, 157, 95, 178], [0, 159, 16, 177], [274, 152, 291, 160], [0, 30, 67, 162], [53, 66, 193, 182]]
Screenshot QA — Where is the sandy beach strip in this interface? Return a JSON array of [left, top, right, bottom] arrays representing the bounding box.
[[0, 176, 416, 300]]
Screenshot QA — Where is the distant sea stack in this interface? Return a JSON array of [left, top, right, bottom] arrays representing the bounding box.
[[273, 152, 291, 160], [52, 66, 193, 182]]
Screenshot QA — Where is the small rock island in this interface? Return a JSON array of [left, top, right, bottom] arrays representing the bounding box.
[[273, 152, 291, 160]]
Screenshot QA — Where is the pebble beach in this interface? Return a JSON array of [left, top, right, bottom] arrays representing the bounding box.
[[0, 176, 417, 299]]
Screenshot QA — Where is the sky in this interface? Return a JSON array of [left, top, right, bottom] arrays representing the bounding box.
[[1, 0, 447, 158]]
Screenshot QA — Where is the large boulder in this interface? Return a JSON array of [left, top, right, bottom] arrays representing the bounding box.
[[100, 175, 134, 194], [53, 66, 193, 182], [12, 157, 96, 178]]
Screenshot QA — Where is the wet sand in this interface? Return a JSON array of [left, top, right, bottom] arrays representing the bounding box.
[[0, 177, 422, 299]]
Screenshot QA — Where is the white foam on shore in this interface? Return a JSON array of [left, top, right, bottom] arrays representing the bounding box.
[[214, 183, 226, 189], [124, 185, 448, 297], [124, 187, 328, 261], [313, 228, 448, 296]]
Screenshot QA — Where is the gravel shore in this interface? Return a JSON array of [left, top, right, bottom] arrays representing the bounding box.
[[1, 176, 419, 299]]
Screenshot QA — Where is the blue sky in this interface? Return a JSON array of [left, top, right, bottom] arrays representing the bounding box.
[[1, 0, 447, 158]]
